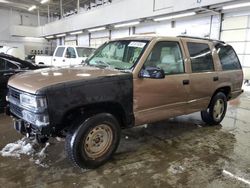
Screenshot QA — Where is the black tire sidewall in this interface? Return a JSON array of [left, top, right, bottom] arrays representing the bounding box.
[[209, 92, 227, 124], [68, 113, 120, 168]]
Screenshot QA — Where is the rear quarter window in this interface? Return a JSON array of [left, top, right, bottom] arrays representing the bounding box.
[[215, 44, 241, 70]]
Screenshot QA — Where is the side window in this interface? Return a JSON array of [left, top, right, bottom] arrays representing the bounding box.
[[0, 58, 5, 71], [187, 42, 214, 73], [55, 47, 65, 57], [6, 61, 18, 70], [144, 41, 184, 75], [66, 47, 76, 58], [215, 44, 241, 70]]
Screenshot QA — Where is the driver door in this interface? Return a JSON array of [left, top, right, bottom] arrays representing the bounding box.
[[133, 40, 189, 125]]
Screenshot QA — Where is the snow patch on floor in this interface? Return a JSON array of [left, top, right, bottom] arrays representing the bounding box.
[[0, 137, 50, 168], [0, 137, 35, 158]]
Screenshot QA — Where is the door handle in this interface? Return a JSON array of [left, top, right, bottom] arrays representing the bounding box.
[[53, 59, 56, 61], [183, 80, 190, 85], [63, 59, 65, 62], [213, 76, 219, 81]]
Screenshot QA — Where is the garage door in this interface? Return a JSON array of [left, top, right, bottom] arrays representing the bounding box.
[[221, 15, 250, 70]]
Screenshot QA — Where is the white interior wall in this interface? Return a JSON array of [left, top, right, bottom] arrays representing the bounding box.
[[0, 7, 52, 56], [41, 0, 233, 36], [78, 33, 90, 46]]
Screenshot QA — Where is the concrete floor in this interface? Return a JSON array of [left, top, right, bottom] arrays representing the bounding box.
[[0, 86, 250, 188]]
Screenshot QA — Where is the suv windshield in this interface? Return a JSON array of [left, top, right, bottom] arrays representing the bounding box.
[[76, 47, 95, 57], [87, 40, 148, 70]]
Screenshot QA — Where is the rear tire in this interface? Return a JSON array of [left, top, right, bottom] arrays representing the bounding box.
[[65, 113, 120, 169], [201, 92, 227, 125]]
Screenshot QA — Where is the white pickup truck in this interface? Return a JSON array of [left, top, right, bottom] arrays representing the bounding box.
[[35, 46, 95, 67]]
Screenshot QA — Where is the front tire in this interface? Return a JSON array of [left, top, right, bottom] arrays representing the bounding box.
[[201, 92, 227, 125], [65, 113, 120, 169]]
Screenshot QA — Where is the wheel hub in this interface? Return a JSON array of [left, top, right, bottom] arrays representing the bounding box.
[[213, 99, 225, 121], [84, 124, 113, 159]]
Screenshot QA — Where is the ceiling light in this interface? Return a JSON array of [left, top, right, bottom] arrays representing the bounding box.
[[70, 31, 83, 35], [28, 5, 37, 11], [45, 35, 54, 39], [222, 2, 250, 10], [88, 27, 106, 32], [56, 34, 66, 37], [114, 21, 140, 28], [154, 12, 196, 22], [40, 0, 49, 4], [0, 0, 10, 4]]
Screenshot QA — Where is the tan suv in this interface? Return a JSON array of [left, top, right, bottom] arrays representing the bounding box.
[[6, 36, 243, 169]]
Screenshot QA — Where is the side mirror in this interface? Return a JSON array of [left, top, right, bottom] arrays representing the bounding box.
[[139, 66, 165, 79]]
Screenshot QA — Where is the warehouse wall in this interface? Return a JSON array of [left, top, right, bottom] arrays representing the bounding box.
[[63, 14, 220, 49], [0, 7, 53, 57], [41, 0, 232, 36]]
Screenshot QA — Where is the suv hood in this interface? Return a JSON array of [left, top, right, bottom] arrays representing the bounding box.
[[8, 66, 129, 94]]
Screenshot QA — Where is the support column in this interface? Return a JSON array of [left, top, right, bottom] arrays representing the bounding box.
[[48, 4, 50, 23], [77, 0, 80, 13], [37, 8, 40, 26], [60, 0, 63, 19]]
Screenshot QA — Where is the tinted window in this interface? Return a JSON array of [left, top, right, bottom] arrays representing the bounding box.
[[0, 58, 5, 70], [66, 47, 76, 58], [215, 43, 241, 70], [6, 61, 18, 70], [55, 47, 65, 57], [144, 41, 184, 75], [187, 42, 214, 72]]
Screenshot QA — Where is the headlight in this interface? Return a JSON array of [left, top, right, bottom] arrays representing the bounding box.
[[20, 93, 47, 111], [22, 110, 49, 127]]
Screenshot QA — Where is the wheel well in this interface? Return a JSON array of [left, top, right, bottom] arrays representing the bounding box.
[[62, 102, 127, 130], [213, 86, 231, 100]]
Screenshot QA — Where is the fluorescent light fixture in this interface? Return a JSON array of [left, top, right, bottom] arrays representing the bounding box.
[[41, 0, 49, 4], [45, 35, 54, 39], [28, 5, 37, 11], [70, 31, 83, 35], [88, 27, 106, 32], [114, 21, 140, 28], [56, 34, 66, 37], [154, 12, 196, 22], [0, 0, 10, 3], [222, 2, 250, 10]]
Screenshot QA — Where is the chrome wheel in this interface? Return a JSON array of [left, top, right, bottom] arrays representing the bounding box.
[[213, 99, 225, 121], [84, 124, 113, 159]]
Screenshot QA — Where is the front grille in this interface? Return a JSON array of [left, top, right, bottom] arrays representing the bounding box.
[[9, 88, 21, 102], [10, 103, 22, 118]]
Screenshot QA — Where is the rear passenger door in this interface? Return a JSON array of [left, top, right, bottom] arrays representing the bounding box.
[[183, 39, 218, 112]]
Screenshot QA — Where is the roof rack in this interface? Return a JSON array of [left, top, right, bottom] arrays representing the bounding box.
[[177, 35, 225, 43]]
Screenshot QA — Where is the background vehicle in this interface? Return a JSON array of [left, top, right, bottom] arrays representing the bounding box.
[[35, 46, 95, 67], [7, 36, 243, 169], [0, 53, 49, 112]]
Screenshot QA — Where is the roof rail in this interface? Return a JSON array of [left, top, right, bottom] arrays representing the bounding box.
[[177, 35, 225, 43]]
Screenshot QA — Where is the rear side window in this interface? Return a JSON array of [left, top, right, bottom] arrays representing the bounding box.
[[187, 42, 214, 73], [55, 47, 65, 57], [215, 44, 241, 70]]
